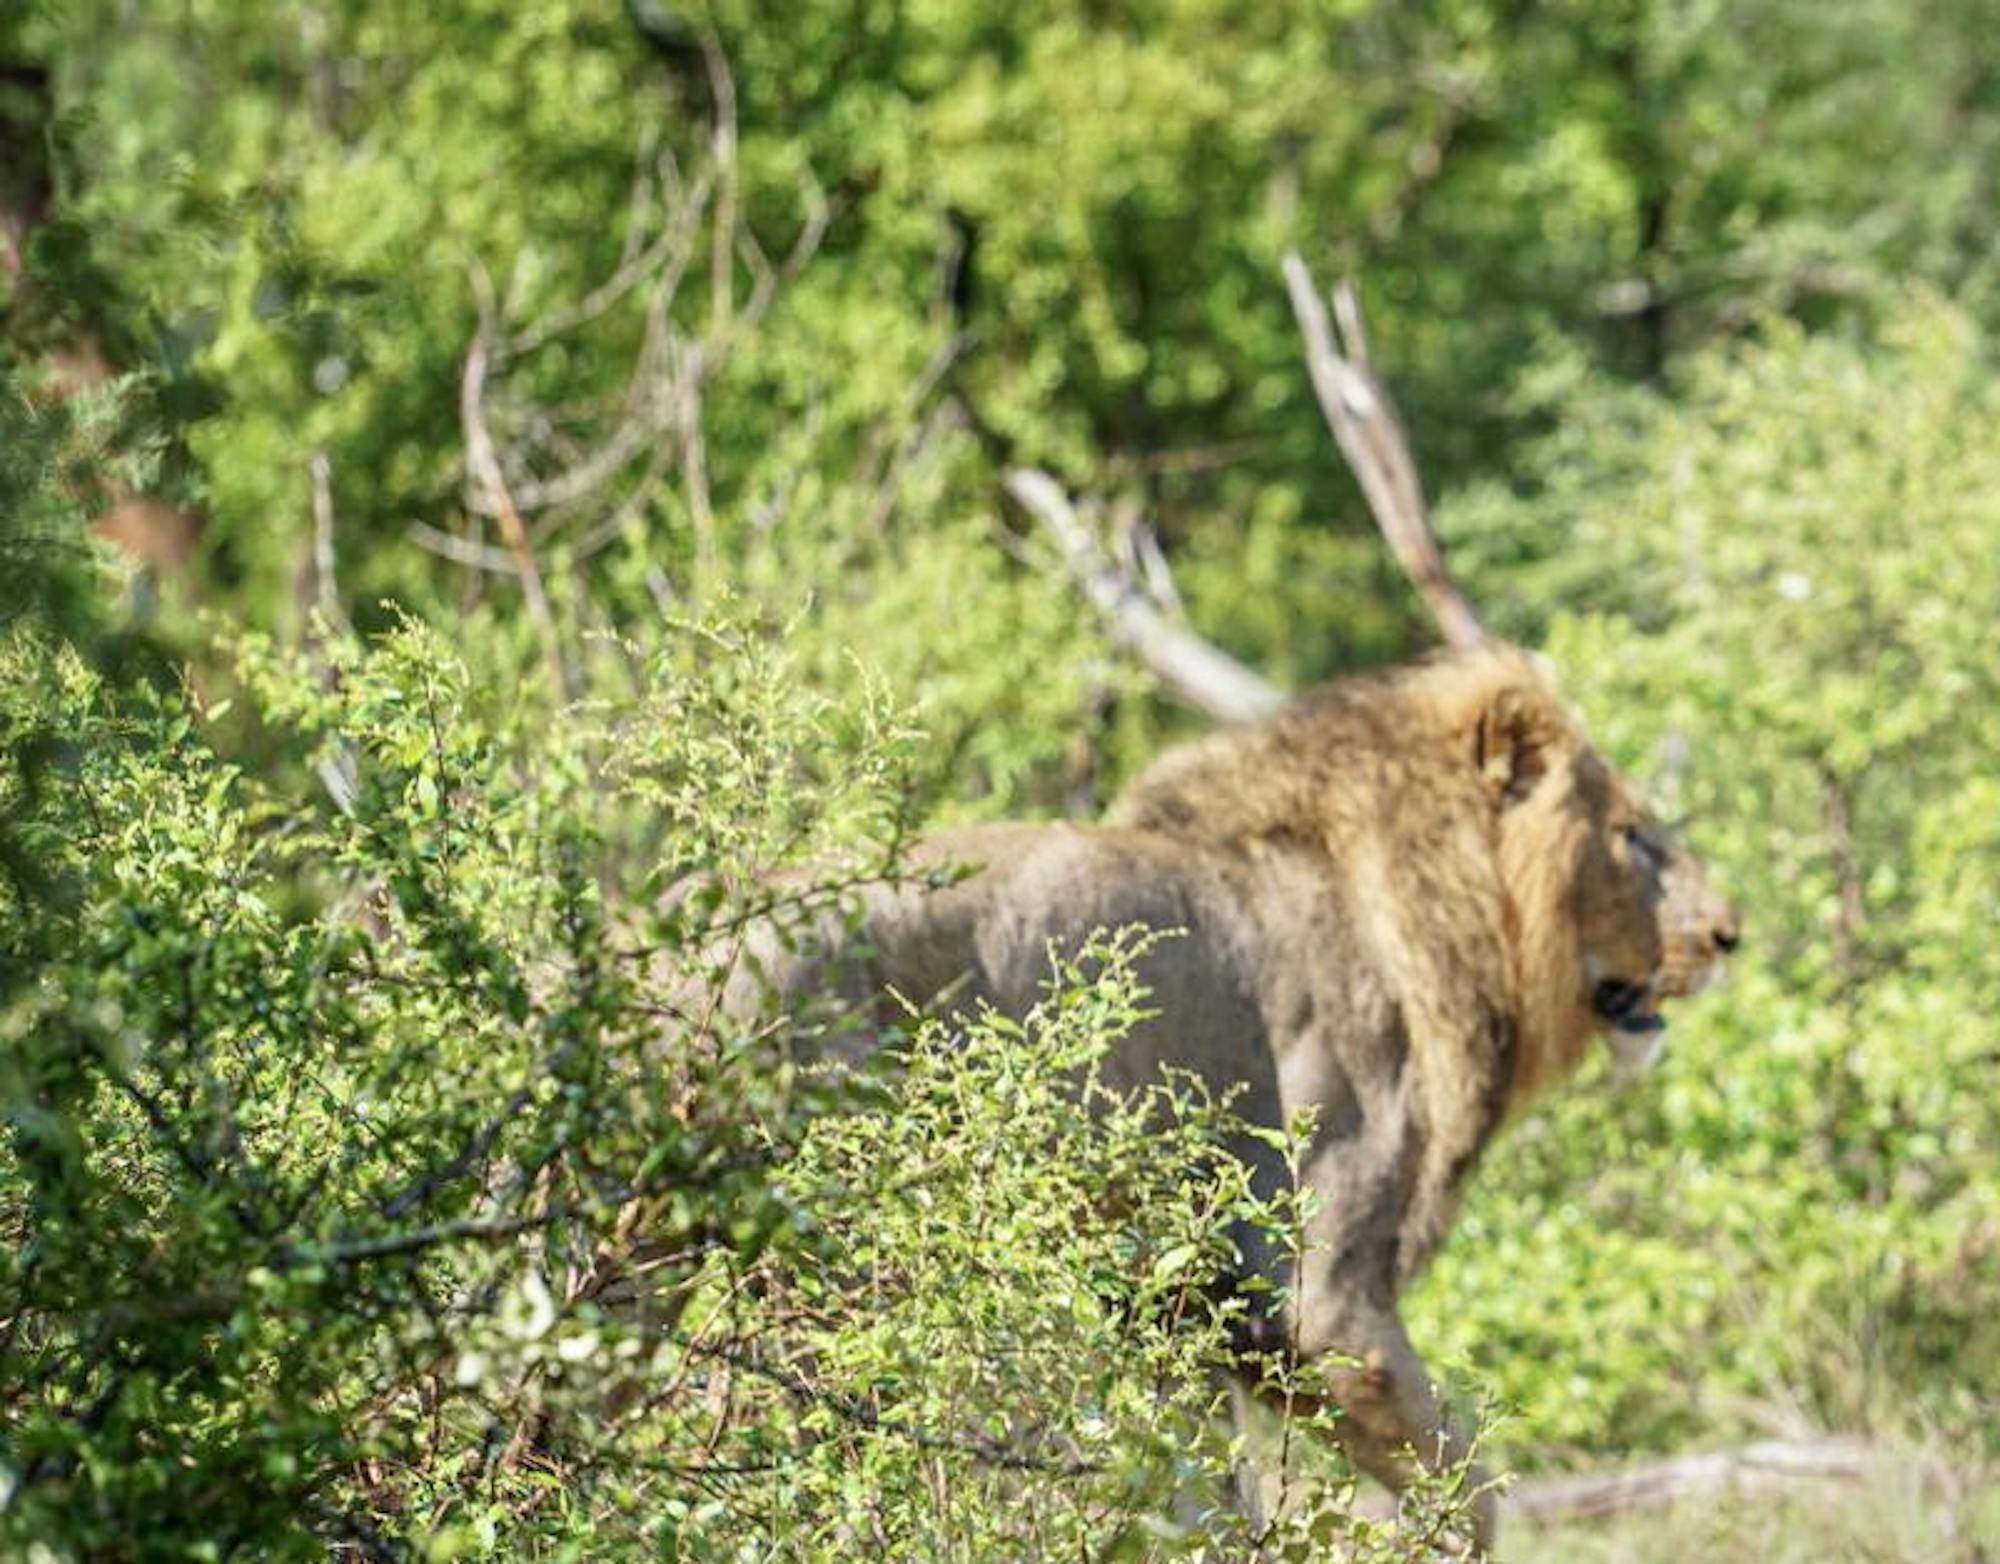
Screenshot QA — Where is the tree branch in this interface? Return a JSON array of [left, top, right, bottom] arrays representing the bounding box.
[[701, 28, 738, 339], [1281, 253, 1486, 650], [1003, 468, 1283, 724], [461, 263, 574, 698], [1009, 262, 1494, 724], [439, 39, 822, 611], [408, 521, 520, 574], [503, 163, 711, 360]]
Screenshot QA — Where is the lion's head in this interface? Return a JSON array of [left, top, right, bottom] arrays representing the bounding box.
[[1438, 649, 1741, 1091]]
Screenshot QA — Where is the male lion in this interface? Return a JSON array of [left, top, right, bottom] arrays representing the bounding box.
[[730, 643, 1738, 1546]]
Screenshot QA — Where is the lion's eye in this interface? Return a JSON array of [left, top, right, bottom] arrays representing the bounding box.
[[1624, 826, 1663, 870]]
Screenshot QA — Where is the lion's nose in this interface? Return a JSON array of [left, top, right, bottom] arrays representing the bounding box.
[[1710, 905, 1742, 955]]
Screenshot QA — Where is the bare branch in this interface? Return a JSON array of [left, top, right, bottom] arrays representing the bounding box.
[[676, 337, 717, 588], [408, 522, 519, 574], [1330, 277, 1374, 373], [307, 450, 352, 637], [737, 166, 829, 335], [846, 333, 968, 539], [1282, 252, 1486, 650], [507, 397, 670, 516], [503, 165, 712, 361], [303, 448, 359, 814], [1004, 468, 1283, 724], [559, 445, 674, 563], [434, 38, 823, 610], [1136, 437, 1265, 476], [616, 124, 664, 269], [862, 400, 960, 539], [851, 329, 968, 492]]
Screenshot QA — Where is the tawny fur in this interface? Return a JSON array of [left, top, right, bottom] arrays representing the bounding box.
[[728, 644, 1738, 1547], [1110, 646, 1616, 1104]]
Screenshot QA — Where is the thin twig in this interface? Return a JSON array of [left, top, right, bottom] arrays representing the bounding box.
[[677, 337, 717, 591], [851, 330, 969, 495], [503, 166, 712, 360], [461, 261, 573, 698], [408, 521, 519, 574], [304, 448, 360, 812], [701, 29, 737, 339], [307, 449, 351, 636], [548, 445, 673, 561], [734, 166, 830, 336]]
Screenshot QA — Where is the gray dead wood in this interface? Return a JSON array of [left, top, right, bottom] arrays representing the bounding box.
[[1008, 258, 1491, 724], [1280, 252, 1487, 651], [1501, 1437, 1892, 1523], [1001, 467, 1284, 724]]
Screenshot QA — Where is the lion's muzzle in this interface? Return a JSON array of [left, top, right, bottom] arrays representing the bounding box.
[[1592, 976, 1665, 1034]]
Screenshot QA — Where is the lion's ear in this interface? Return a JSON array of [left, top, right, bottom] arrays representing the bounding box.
[[1472, 685, 1563, 806]]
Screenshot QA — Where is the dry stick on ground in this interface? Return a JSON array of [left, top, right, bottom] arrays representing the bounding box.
[[1501, 1437, 1898, 1523]]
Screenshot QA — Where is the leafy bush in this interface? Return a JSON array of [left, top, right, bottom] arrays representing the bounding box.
[[1, 618, 1484, 1559], [41, 0, 2000, 728], [14, 0, 2000, 1544]]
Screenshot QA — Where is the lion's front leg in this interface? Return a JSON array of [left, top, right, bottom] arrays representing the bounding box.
[[1245, 1300, 1497, 1552]]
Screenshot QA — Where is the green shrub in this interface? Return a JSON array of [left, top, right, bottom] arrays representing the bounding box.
[[0, 617, 1481, 1559]]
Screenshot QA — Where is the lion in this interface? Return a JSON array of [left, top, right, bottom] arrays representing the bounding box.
[[724, 642, 1739, 1546]]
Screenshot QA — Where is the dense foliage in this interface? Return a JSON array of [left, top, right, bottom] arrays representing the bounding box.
[[4, 0, 1999, 1556], [1417, 304, 2000, 1462]]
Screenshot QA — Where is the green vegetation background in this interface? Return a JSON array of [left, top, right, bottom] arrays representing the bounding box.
[[4, 0, 1998, 1556]]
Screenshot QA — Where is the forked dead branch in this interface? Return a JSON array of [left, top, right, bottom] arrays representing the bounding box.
[[1007, 253, 1486, 723]]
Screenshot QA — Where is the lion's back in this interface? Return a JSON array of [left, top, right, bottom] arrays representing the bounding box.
[[864, 824, 1267, 1095]]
